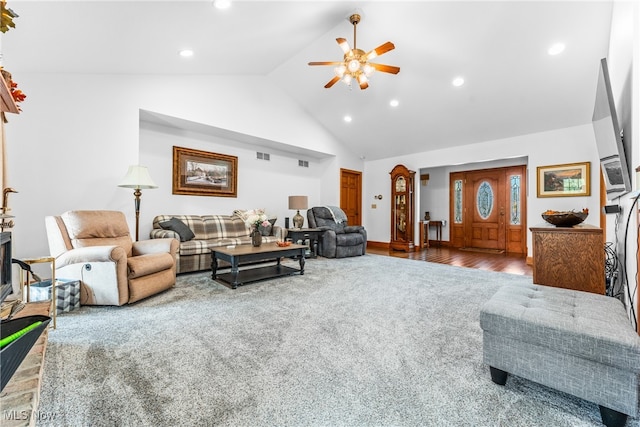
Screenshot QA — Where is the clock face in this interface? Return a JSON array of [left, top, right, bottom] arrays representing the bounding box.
[[395, 176, 406, 192]]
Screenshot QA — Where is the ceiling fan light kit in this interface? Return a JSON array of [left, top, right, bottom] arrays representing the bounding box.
[[309, 13, 400, 90]]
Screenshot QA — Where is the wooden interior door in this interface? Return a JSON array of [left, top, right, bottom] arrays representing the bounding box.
[[465, 169, 506, 250], [340, 168, 362, 225]]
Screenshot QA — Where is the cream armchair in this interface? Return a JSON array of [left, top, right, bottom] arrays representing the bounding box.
[[45, 210, 179, 306]]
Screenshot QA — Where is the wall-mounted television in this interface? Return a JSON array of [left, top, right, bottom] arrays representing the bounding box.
[[592, 57, 631, 200]]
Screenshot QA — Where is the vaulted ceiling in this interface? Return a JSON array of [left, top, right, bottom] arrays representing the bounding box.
[[2, 1, 613, 160]]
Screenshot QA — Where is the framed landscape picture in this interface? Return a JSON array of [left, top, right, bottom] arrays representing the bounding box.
[[172, 146, 238, 197], [536, 162, 590, 198]]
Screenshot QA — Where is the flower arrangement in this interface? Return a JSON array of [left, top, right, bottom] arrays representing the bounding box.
[[249, 215, 270, 231], [1, 68, 26, 111], [9, 79, 25, 105], [243, 210, 270, 231]]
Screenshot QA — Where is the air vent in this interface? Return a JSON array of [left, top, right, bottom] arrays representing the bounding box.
[[256, 152, 270, 161], [298, 160, 309, 168]]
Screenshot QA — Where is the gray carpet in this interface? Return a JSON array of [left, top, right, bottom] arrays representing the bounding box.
[[37, 255, 638, 427]]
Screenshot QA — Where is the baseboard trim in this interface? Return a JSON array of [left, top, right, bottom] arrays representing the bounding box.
[[367, 241, 451, 250], [367, 241, 389, 250]]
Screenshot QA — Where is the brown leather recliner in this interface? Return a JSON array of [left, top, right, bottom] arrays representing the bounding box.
[[45, 210, 179, 306]]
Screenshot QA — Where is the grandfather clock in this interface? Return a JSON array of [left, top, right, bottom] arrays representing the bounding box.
[[390, 164, 415, 252]]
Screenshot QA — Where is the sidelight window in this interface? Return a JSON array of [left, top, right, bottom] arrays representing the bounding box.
[[454, 179, 463, 223], [510, 175, 521, 225]]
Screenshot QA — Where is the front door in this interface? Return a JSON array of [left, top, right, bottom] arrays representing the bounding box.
[[465, 169, 505, 250], [340, 168, 362, 225], [449, 165, 526, 254]]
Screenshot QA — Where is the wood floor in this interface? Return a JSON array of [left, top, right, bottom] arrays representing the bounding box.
[[367, 245, 533, 276]]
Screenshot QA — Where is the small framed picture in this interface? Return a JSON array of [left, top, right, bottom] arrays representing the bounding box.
[[172, 146, 238, 197], [536, 162, 590, 197]]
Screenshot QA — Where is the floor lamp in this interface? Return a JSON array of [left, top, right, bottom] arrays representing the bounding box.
[[118, 165, 157, 241]]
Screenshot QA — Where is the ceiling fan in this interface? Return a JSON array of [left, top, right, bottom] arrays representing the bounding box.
[[308, 13, 400, 90]]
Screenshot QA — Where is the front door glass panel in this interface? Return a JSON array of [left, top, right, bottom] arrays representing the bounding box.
[[476, 181, 493, 219]]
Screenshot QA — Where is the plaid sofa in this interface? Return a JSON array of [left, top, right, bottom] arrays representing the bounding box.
[[150, 214, 280, 274]]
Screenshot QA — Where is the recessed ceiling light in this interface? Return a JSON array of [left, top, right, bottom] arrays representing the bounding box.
[[179, 49, 194, 57], [213, 0, 231, 10], [390, 99, 399, 107], [452, 77, 465, 87], [548, 43, 565, 56], [344, 115, 352, 123]]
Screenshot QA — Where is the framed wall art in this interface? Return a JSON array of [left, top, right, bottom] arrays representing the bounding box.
[[536, 161, 590, 197], [172, 146, 238, 197]]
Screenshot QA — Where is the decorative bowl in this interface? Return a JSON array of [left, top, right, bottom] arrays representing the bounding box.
[[541, 210, 588, 227], [276, 241, 291, 247]]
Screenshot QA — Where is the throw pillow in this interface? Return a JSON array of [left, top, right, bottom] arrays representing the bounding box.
[[159, 218, 195, 242], [258, 224, 272, 236], [258, 217, 278, 236]]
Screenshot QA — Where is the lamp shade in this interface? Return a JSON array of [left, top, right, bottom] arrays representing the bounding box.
[[288, 196, 308, 210], [118, 165, 158, 189]]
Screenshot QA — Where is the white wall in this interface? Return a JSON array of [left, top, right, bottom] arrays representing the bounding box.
[[4, 73, 363, 266], [363, 123, 600, 255], [138, 121, 328, 239]]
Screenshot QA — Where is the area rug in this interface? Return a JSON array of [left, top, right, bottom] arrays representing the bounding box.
[[37, 255, 638, 427]]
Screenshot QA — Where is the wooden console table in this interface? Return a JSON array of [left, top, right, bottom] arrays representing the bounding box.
[[530, 224, 604, 294], [419, 220, 443, 248]]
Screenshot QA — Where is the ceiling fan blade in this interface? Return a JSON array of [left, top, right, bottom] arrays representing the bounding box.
[[308, 61, 343, 66], [370, 63, 400, 74], [336, 37, 350, 54], [324, 76, 341, 88], [366, 41, 395, 60]]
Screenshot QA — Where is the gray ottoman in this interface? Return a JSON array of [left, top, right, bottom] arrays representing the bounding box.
[[480, 283, 640, 427]]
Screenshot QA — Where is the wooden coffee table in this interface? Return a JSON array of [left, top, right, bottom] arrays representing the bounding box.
[[211, 243, 307, 289]]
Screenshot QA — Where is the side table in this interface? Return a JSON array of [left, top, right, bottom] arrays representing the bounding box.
[[286, 228, 323, 258], [429, 220, 443, 246], [19, 256, 56, 329], [419, 220, 443, 248], [419, 220, 430, 249]]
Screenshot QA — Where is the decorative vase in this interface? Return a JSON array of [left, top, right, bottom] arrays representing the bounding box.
[[251, 229, 262, 247]]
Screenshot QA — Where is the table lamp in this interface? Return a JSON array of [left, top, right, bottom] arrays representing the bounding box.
[[288, 195, 308, 229], [118, 165, 157, 241]]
